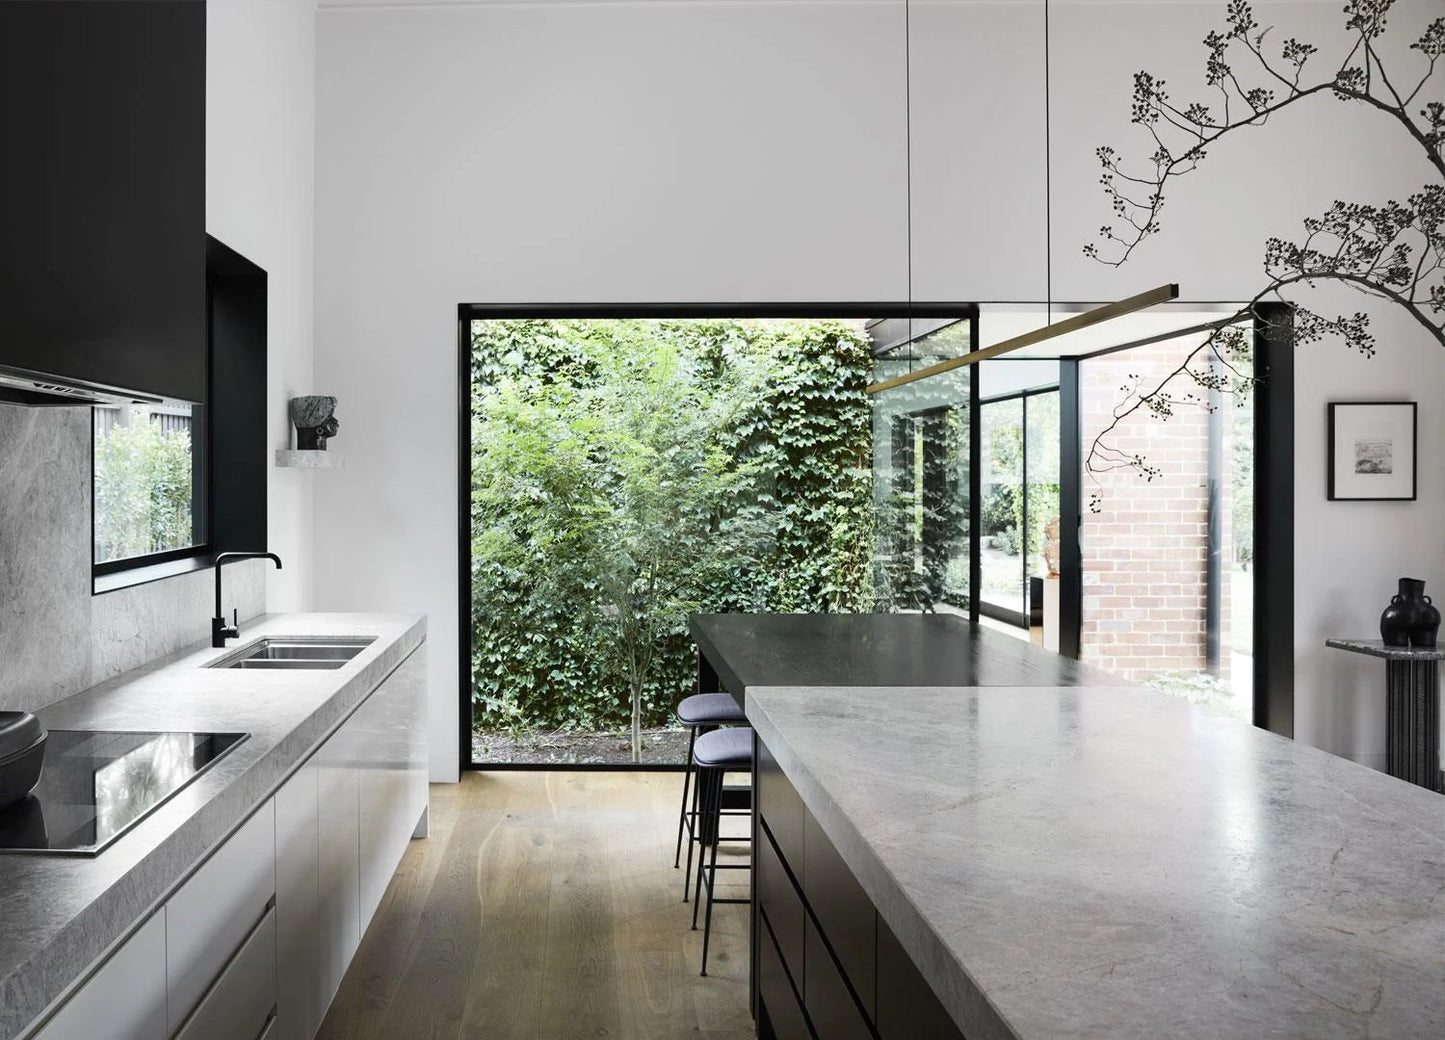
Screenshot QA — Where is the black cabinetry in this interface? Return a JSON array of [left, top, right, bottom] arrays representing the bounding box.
[[0, 1, 206, 403], [754, 737, 966, 1040]]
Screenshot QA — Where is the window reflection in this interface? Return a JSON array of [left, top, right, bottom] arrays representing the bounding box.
[[93, 733, 196, 842]]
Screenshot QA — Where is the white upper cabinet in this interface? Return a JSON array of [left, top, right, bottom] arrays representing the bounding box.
[[909, 0, 1048, 303]]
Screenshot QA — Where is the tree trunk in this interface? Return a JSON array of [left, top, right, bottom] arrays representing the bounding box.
[[630, 679, 642, 764]]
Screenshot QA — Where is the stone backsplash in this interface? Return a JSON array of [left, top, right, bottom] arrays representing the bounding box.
[[0, 405, 265, 712]]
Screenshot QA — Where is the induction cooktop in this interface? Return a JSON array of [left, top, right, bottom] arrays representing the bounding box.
[[0, 730, 247, 855]]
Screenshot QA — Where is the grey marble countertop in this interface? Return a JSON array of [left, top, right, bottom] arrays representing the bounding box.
[[0, 612, 425, 1040], [1326, 638, 1445, 662], [747, 683, 1445, 1040]]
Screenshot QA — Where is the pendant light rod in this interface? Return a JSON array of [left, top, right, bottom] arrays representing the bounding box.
[[866, 283, 1180, 394]]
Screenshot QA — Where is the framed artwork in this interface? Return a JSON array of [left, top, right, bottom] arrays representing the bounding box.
[[1327, 402, 1417, 501]]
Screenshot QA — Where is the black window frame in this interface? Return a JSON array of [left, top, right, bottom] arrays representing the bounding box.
[[457, 302, 979, 772], [91, 400, 211, 580]]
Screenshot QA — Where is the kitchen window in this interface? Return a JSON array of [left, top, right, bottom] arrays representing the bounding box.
[[93, 401, 208, 574]]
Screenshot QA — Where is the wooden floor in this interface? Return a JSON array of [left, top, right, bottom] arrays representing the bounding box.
[[318, 771, 755, 1040]]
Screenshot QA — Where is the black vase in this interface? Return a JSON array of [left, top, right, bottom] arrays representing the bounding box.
[[1381, 577, 1436, 648]]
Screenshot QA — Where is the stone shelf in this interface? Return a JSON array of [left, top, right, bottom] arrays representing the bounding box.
[[275, 450, 343, 469]]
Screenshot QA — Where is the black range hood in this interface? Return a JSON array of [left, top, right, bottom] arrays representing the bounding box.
[[0, 363, 164, 408]]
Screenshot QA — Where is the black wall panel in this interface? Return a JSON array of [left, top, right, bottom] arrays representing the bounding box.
[[0, 1, 206, 402]]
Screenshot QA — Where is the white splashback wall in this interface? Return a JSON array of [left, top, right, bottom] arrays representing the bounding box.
[[208, 0, 319, 610], [313, 0, 1443, 779], [314, 0, 911, 781]]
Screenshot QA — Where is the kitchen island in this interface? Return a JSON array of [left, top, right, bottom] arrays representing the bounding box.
[[0, 613, 426, 1040], [692, 614, 1445, 1040]]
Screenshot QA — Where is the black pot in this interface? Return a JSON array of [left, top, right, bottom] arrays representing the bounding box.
[[0, 712, 47, 812]]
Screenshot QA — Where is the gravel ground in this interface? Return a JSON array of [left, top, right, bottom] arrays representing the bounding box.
[[471, 726, 692, 765]]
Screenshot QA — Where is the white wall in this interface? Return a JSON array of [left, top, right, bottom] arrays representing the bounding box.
[[1293, 295, 1445, 768], [313, 0, 1443, 779], [208, 0, 318, 610], [314, 0, 910, 781]]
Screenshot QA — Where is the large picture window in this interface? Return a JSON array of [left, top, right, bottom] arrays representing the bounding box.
[[460, 306, 974, 769]]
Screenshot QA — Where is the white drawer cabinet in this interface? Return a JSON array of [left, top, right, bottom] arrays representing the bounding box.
[[315, 720, 361, 1008], [274, 761, 321, 1040], [31, 912, 167, 1040], [173, 907, 277, 1040], [356, 644, 427, 924], [166, 800, 276, 1033]]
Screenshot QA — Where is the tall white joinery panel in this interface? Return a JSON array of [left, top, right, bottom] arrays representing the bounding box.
[[909, 0, 1048, 303]]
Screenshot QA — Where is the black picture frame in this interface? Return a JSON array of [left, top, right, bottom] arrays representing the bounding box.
[[1327, 401, 1417, 501]]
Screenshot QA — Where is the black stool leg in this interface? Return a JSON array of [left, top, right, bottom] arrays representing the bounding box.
[[700, 826, 722, 977], [691, 763, 721, 928], [673, 724, 698, 869], [682, 724, 716, 901]]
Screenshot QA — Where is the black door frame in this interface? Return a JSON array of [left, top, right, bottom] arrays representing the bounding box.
[[1051, 305, 1294, 736], [975, 383, 1063, 629]]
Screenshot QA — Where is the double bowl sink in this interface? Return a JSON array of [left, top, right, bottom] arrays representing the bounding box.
[[208, 636, 375, 671]]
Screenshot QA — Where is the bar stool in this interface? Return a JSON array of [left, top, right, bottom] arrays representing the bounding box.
[[690, 725, 753, 977], [673, 692, 746, 898]]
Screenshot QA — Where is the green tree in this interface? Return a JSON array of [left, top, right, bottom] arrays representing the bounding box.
[[468, 318, 876, 753]]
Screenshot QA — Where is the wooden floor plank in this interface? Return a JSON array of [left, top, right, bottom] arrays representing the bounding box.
[[320, 771, 752, 1040]]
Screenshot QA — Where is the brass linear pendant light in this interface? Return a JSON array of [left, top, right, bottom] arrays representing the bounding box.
[[866, 283, 1181, 395]]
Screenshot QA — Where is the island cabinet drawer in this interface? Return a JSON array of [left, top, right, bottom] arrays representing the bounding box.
[[803, 916, 876, 1040], [876, 916, 966, 1040], [31, 911, 167, 1040], [757, 822, 805, 974], [757, 738, 805, 872], [803, 813, 876, 1021], [758, 908, 815, 1040], [166, 800, 277, 1033], [174, 906, 277, 1040]]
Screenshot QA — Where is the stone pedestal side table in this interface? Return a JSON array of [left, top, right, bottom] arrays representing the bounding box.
[[1326, 639, 1443, 793]]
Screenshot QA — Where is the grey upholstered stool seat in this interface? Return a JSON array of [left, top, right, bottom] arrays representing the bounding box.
[[677, 691, 746, 727], [691, 725, 753, 976], [673, 693, 747, 891], [692, 724, 751, 769]]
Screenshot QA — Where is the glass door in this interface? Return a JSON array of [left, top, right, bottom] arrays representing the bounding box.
[[977, 380, 1060, 632]]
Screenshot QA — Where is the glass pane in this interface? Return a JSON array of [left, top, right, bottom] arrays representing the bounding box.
[[93, 403, 200, 565], [1025, 391, 1061, 627], [1079, 326, 1254, 723], [979, 397, 1025, 617], [869, 363, 970, 614]]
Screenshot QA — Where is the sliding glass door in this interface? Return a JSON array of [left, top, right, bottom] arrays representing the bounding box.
[[977, 365, 1060, 631]]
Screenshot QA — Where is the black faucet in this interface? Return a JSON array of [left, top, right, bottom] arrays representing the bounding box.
[[213, 552, 283, 647]]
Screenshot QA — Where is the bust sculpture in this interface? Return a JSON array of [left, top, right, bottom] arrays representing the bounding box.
[[290, 395, 340, 450]]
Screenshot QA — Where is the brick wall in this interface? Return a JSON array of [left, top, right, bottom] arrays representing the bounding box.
[[1080, 340, 1233, 683]]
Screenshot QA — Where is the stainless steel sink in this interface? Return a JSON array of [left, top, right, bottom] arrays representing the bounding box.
[[209, 636, 376, 670]]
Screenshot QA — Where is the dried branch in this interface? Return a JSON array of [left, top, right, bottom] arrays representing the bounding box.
[[1084, 0, 1443, 497]]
